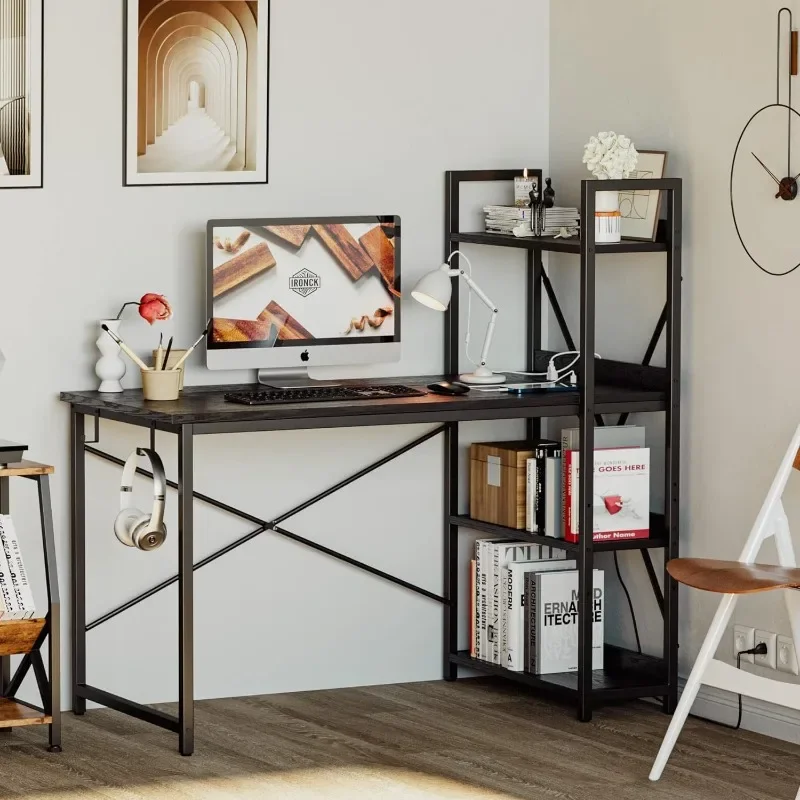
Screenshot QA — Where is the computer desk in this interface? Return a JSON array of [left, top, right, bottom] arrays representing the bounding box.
[[60, 375, 667, 755]]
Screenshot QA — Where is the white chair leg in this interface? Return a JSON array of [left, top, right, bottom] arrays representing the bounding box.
[[650, 594, 738, 781]]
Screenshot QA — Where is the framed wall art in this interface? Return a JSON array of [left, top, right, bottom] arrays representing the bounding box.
[[620, 150, 668, 241], [0, 0, 43, 189], [124, 0, 270, 187]]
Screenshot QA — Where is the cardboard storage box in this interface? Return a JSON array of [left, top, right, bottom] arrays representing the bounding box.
[[469, 441, 536, 529]]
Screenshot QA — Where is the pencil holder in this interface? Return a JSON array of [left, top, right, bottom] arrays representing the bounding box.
[[141, 369, 181, 401], [153, 349, 188, 389]]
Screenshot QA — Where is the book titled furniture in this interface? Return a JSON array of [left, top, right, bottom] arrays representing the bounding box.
[[0, 460, 61, 752]]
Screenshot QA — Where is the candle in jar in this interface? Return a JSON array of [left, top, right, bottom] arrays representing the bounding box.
[[514, 169, 537, 208]]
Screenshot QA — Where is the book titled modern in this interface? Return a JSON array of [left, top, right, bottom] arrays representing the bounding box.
[[564, 448, 650, 543], [525, 569, 604, 674], [474, 538, 564, 663], [0, 515, 35, 620]]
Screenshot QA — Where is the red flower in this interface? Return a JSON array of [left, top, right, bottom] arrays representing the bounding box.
[[139, 294, 172, 325]]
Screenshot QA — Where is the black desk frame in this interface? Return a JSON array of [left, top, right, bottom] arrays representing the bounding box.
[[65, 174, 680, 755]]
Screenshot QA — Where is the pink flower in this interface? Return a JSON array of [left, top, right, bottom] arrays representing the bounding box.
[[138, 294, 172, 325]]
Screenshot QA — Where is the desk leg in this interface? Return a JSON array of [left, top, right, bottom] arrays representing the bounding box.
[[443, 422, 458, 681], [178, 426, 194, 756], [70, 410, 86, 716], [38, 476, 62, 752], [0, 476, 9, 723]]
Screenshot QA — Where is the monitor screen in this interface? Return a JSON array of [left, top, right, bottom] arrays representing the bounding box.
[[207, 217, 400, 355]]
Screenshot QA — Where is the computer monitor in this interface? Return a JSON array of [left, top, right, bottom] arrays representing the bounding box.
[[206, 216, 401, 378]]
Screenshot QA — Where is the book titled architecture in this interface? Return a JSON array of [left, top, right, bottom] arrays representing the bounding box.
[[565, 448, 650, 543], [525, 569, 604, 674], [502, 556, 573, 671], [0, 515, 35, 620]]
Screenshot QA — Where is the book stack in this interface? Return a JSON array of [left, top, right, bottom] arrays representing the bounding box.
[[0, 516, 35, 620], [522, 425, 650, 544], [469, 542, 604, 674], [542, 207, 580, 235], [483, 205, 531, 235]]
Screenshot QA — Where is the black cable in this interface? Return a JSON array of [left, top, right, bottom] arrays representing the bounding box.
[[688, 644, 765, 730], [614, 551, 642, 654]]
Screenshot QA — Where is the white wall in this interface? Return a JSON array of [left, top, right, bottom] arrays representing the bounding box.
[[0, 0, 550, 707], [550, 0, 800, 738]]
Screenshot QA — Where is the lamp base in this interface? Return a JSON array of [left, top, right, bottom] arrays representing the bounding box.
[[459, 367, 506, 386]]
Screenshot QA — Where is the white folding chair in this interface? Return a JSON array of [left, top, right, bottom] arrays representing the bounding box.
[[651, 423, 800, 784]]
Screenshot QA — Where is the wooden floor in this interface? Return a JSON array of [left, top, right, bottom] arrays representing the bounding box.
[[0, 678, 798, 799]]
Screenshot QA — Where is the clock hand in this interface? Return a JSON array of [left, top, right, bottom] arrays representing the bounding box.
[[751, 152, 782, 186]]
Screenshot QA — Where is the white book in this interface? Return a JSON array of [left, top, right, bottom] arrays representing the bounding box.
[[474, 539, 482, 660], [529, 569, 604, 674], [487, 539, 517, 663], [478, 540, 490, 661], [494, 542, 564, 665], [544, 456, 563, 538], [0, 516, 34, 619], [504, 556, 573, 671], [0, 518, 21, 619], [526, 458, 535, 532]]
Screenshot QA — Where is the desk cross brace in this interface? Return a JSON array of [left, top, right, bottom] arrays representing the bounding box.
[[83, 425, 447, 634]]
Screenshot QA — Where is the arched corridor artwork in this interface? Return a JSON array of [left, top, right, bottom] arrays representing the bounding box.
[[0, 0, 43, 189], [125, 0, 269, 186]]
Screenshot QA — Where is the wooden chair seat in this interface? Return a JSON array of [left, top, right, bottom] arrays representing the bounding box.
[[667, 558, 800, 595]]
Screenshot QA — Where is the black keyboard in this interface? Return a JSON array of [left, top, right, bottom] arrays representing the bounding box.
[[224, 385, 426, 406]]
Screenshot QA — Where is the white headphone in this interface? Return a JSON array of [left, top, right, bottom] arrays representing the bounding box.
[[114, 448, 167, 552]]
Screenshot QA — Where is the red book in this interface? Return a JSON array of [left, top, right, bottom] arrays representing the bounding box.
[[564, 448, 650, 543]]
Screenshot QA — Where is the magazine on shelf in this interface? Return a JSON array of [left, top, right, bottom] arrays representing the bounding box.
[[0, 516, 34, 620]]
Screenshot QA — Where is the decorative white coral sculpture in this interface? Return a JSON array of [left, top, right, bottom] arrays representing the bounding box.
[[582, 131, 638, 180]]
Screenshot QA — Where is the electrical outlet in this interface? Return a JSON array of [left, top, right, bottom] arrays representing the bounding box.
[[754, 630, 777, 669], [777, 635, 799, 675], [734, 625, 756, 663]]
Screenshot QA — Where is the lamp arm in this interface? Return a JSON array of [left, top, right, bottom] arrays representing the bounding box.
[[448, 269, 499, 368]]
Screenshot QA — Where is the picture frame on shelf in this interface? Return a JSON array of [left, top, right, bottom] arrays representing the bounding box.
[[123, 0, 270, 187], [0, 0, 44, 190], [620, 150, 668, 241]]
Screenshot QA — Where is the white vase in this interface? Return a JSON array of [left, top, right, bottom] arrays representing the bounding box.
[[595, 190, 622, 244], [96, 319, 126, 393]]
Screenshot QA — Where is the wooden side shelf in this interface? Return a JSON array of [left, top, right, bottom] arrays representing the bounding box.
[[0, 618, 46, 656], [0, 461, 54, 478], [0, 698, 51, 728]]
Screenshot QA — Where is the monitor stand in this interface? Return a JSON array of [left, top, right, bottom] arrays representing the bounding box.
[[256, 368, 342, 388]]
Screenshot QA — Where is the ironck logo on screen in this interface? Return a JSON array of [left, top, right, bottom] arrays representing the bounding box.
[[290, 268, 321, 297]]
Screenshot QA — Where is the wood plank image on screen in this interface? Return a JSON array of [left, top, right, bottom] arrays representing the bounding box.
[[0, 0, 43, 189], [125, 0, 270, 186]]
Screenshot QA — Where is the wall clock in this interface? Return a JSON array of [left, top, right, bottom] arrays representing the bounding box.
[[731, 7, 800, 276]]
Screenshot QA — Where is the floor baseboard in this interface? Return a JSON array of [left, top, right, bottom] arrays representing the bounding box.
[[680, 677, 800, 745]]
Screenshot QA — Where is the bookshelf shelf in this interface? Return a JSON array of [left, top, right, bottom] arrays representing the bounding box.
[[450, 515, 669, 553], [444, 170, 681, 722], [0, 618, 46, 656], [450, 646, 668, 702], [0, 462, 61, 750], [450, 231, 668, 255], [0, 697, 51, 729]]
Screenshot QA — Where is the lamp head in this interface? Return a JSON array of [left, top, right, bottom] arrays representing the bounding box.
[[411, 264, 453, 312]]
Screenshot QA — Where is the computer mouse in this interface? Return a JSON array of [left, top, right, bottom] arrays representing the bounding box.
[[427, 381, 470, 396]]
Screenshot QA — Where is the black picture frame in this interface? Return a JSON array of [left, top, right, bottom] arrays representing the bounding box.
[[0, 0, 44, 190], [123, 0, 270, 188]]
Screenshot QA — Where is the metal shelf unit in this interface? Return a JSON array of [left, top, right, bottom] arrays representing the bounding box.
[[442, 169, 682, 722]]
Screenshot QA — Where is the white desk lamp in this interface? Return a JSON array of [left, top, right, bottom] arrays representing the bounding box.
[[411, 251, 505, 385]]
